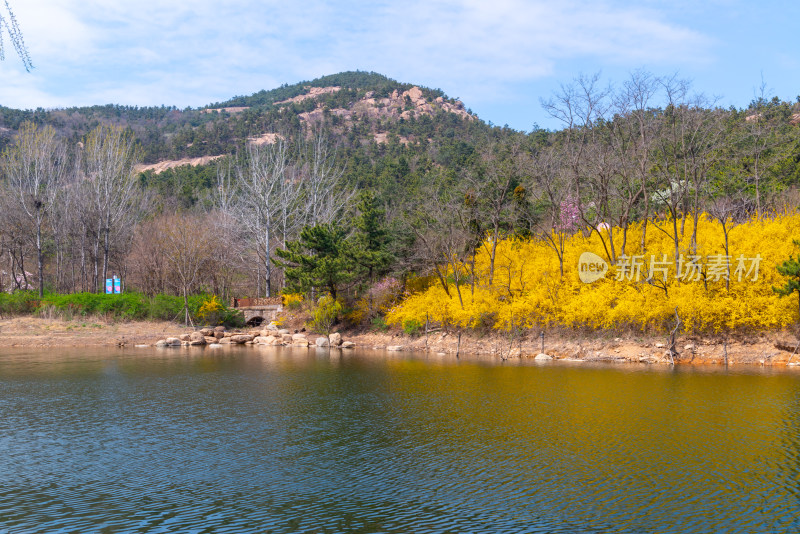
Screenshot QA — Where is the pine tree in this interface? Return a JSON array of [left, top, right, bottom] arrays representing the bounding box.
[[773, 239, 800, 320], [273, 223, 355, 300], [352, 191, 393, 283]]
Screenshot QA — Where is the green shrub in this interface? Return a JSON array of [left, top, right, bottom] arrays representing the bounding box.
[[220, 307, 246, 328], [0, 290, 241, 326], [402, 319, 422, 336], [371, 315, 389, 332], [0, 291, 39, 316]]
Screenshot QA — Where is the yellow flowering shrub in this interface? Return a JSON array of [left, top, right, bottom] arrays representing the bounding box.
[[387, 213, 800, 334], [197, 295, 223, 325], [282, 292, 304, 310]]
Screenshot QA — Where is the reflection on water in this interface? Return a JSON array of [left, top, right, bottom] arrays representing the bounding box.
[[1, 346, 800, 533]]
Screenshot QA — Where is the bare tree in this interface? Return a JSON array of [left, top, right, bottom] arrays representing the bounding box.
[[80, 124, 142, 292], [0, 1, 32, 71], [607, 70, 660, 257], [297, 128, 353, 227], [739, 79, 785, 218], [649, 76, 724, 269], [1, 122, 67, 297], [217, 140, 288, 297], [162, 214, 211, 325], [410, 180, 472, 309], [525, 145, 572, 279], [541, 72, 610, 217], [238, 139, 287, 297], [217, 128, 353, 297], [0, 190, 36, 291], [463, 137, 526, 285]]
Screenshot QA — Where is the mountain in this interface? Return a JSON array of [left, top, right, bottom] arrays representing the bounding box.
[[0, 71, 512, 210], [0, 70, 488, 165]]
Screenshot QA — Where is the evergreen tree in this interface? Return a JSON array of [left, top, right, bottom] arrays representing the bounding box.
[[352, 191, 393, 282], [773, 239, 800, 320], [273, 223, 356, 300]]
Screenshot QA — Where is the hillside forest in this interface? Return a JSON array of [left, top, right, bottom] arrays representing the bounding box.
[[2, 71, 800, 334]]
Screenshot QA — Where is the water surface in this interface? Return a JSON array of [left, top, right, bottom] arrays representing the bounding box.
[[1, 347, 800, 533]]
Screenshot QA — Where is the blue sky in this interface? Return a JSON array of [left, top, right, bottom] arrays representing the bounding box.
[[2, 0, 799, 131]]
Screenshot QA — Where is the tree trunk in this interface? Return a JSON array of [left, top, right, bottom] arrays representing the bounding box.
[[183, 286, 190, 326], [102, 224, 111, 294], [264, 223, 271, 297], [36, 216, 44, 298]]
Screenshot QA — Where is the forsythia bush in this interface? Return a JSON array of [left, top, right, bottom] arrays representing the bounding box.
[[282, 292, 304, 310], [197, 295, 223, 324], [310, 294, 342, 335], [387, 213, 800, 334]]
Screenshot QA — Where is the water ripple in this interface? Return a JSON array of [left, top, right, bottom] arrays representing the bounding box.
[[1, 349, 800, 532]]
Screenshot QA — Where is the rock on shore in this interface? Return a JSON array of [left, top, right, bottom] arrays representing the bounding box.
[[153, 326, 356, 352]]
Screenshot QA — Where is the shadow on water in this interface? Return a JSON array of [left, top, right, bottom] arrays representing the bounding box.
[[1, 346, 800, 532]]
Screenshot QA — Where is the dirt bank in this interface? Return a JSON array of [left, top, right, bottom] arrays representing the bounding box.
[[1, 316, 798, 366], [0, 317, 177, 347], [341, 329, 800, 366]]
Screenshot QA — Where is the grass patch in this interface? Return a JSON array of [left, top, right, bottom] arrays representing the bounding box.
[[0, 291, 244, 327]]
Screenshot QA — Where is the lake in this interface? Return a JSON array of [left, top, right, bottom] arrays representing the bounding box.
[[1, 347, 799, 533]]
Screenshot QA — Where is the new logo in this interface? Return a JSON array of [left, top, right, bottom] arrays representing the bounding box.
[[578, 252, 609, 283]]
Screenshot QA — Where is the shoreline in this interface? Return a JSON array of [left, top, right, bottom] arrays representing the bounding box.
[[1, 316, 799, 366]]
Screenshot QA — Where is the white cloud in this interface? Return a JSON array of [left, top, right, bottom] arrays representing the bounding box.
[[0, 0, 713, 111]]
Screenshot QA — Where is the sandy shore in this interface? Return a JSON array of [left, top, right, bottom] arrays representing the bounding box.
[[0, 317, 178, 347], [345, 330, 800, 366], [1, 316, 799, 366]]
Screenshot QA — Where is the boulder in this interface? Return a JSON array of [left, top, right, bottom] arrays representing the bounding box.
[[262, 335, 277, 345], [179, 333, 191, 342], [534, 353, 553, 360], [208, 343, 223, 349], [165, 337, 181, 346], [199, 327, 214, 337], [155, 339, 167, 347], [219, 337, 232, 345], [265, 322, 279, 331], [223, 331, 234, 338], [341, 341, 355, 349], [329, 332, 342, 346], [253, 336, 271, 345], [292, 333, 308, 341], [231, 334, 254, 344], [278, 329, 290, 335], [204, 336, 217, 344], [189, 331, 206, 343], [316, 337, 329, 347], [214, 326, 226, 333], [214, 331, 225, 339], [386, 345, 403, 352], [189, 338, 206, 346], [293, 339, 310, 347]]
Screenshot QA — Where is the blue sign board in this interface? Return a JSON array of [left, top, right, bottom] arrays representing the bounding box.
[[105, 277, 122, 294]]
